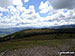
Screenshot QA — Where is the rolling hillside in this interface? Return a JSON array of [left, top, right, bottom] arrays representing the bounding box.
[[0, 28, 75, 42], [0, 24, 75, 37], [0, 28, 75, 56]]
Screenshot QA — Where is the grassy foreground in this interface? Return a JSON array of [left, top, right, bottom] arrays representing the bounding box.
[[0, 39, 75, 52], [0, 28, 75, 52]]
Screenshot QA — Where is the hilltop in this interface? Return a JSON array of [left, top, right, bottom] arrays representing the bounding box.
[[0, 28, 75, 41], [0, 24, 75, 37], [0, 28, 75, 56]]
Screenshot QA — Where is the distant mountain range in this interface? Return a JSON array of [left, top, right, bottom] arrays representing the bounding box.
[[0, 24, 75, 37], [53, 24, 75, 29]]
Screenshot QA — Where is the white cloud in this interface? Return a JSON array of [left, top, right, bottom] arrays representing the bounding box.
[[39, 1, 49, 10], [39, 1, 49, 13], [0, 13, 2, 16], [13, 0, 23, 6], [24, 0, 29, 3], [16, 6, 26, 12], [39, 1, 53, 13], [0, 0, 23, 8], [0, 7, 8, 11], [29, 5, 35, 13], [48, 0, 75, 9], [0, 5, 44, 28], [0, 0, 75, 28], [43, 8, 75, 25]]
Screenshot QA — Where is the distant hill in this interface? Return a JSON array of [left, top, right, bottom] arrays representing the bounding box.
[[0, 24, 75, 37], [0, 28, 75, 42], [53, 24, 75, 29], [0, 27, 35, 37], [0, 27, 75, 53]]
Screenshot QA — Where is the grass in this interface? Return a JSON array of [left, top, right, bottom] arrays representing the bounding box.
[[0, 38, 75, 52], [0, 28, 75, 52]]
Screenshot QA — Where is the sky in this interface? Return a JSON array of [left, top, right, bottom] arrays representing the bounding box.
[[0, 0, 75, 28]]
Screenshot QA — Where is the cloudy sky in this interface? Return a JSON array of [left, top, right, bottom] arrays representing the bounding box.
[[0, 0, 75, 28]]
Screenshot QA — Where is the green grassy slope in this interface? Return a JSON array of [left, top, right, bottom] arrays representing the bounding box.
[[0, 28, 75, 41], [0, 28, 75, 52]]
